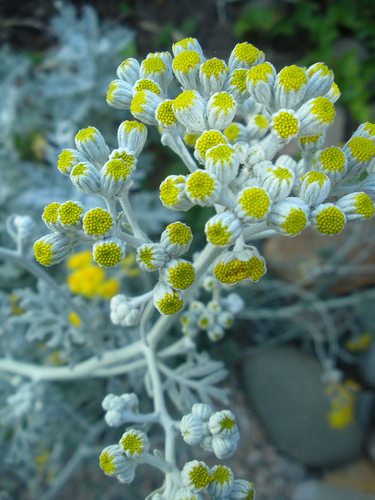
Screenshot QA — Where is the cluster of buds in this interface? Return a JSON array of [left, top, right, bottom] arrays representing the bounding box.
[[180, 404, 240, 460], [180, 299, 235, 342], [99, 427, 150, 484], [102, 392, 140, 427], [136, 221, 195, 315], [178, 460, 255, 499], [107, 37, 375, 293], [109, 294, 141, 326], [34, 121, 148, 268]]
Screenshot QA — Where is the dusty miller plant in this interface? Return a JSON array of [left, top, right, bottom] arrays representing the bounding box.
[[1, 34, 375, 499]]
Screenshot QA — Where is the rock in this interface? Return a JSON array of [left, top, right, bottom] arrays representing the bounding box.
[[292, 480, 375, 500], [262, 221, 375, 294], [241, 346, 364, 467], [358, 344, 375, 389], [323, 458, 375, 495]]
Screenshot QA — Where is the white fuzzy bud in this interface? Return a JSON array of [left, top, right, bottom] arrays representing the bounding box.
[[180, 413, 204, 445]]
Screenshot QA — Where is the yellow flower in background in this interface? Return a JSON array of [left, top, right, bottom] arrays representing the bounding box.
[[66, 250, 120, 299], [345, 332, 373, 352], [97, 278, 120, 299], [120, 253, 140, 277], [66, 250, 93, 270], [68, 311, 82, 327], [326, 379, 360, 429], [10, 294, 24, 315]]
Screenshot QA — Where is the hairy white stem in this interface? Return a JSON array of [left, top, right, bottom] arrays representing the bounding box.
[[161, 130, 198, 173], [143, 343, 177, 465], [119, 192, 149, 241]]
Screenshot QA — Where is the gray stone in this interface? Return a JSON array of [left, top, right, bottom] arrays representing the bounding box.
[[358, 344, 375, 389], [241, 346, 364, 467], [293, 480, 375, 500]]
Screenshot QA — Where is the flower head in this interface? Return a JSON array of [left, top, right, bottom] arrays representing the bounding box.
[[229, 479, 256, 499], [83, 208, 114, 239], [57, 148, 86, 176], [225, 69, 250, 103], [159, 175, 193, 211], [304, 62, 334, 101], [267, 197, 309, 236], [310, 203, 346, 235], [206, 91, 237, 130], [270, 109, 300, 142], [299, 170, 331, 206], [75, 126, 109, 167], [208, 409, 238, 438], [180, 413, 204, 446], [228, 42, 264, 71], [160, 259, 195, 290], [136, 243, 167, 272], [160, 221, 193, 257], [343, 136, 375, 177], [93, 238, 126, 268], [173, 90, 207, 132], [172, 38, 204, 58], [99, 444, 136, 482], [100, 151, 135, 197], [213, 248, 266, 285], [153, 282, 183, 315], [336, 192, 374, 222], [34, 233, 73, 267], [255, 163, 295, 202], [185, 170, 222, 207], [58, 201, 84, 231], [246, 61, 276, 106], [274, 65, 307, 109], [140, 51, 173, 88], [119, 429, 149, 458], [107, 79, 133, 109], [70, 161, 100, 195], [234, 185, 271, 223], [205, 212, 242, 247], [205, 144, 240, 185], [156, 99, 178, 129], [315, 146, 347, 183], [208, 465, 234, 498], [117, 120, 148, 156], [199, 57, 228, 97], [130, 90, 162, 125], [194, 130, 228, 164], [42, 203, 62, 231], [297, 96, 336, 137], [181, 460, 213, 493], [173, 50, 203, 90], [116, 57, 140, 84]]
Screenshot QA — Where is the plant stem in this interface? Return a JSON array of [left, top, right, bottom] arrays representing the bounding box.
[[161, 130, 198, 173], [119, 192, 149, 241]]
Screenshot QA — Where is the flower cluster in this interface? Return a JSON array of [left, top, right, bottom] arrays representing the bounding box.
[[102, 393, 139, 427], [180, 299, 236, 342], [34, 121, 147, 268], [29, 34, 375, 500], [180, 404, 240, 459], [99, 428, 149, 484], [107, 37, 375, 293], [179, 460, 255, 499], [136, 221, 195, 315]]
